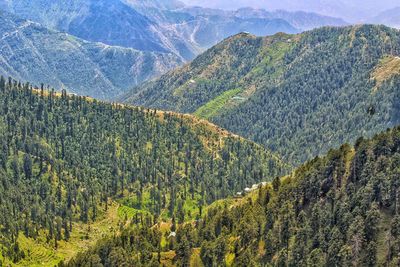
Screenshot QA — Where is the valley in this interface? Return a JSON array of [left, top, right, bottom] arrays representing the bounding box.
[[0, 1, 400, 266], [0, 11, 182, 100]]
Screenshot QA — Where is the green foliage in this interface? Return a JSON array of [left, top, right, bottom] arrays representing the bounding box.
[[71, 125, 400, 266], [125, 33, 267, 112], [215, 25, 400, 164], [126, 25, 400, 166], [0, 78, 284, 264], [194, 88, 242, 119]]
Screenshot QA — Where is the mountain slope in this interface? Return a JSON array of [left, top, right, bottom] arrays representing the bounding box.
[[0, 77, 286, 265], [0, 0, 349, 63], [371, 7, 400, 29], [124, 25, 400, 165], [67, 123, 400, 267], [0, 0, 198, 60], [124, 32, 280, 111], [234, 7, 348, 30], [166, 11, 299, 49], [142, 5, 346, 50], [182, 0, 400, 22], [0, 11, 182, 100]]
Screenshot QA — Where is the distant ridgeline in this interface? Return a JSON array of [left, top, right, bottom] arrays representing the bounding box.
[[0, 0, 347, 101], [67, 125, 400, 267], [0, 11, 183, 100], [0, 77, 286, 265], [124, 25, 400, 166]]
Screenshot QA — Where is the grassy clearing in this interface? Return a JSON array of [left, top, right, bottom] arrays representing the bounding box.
[[117, 205, 150, 220], [371, 55, 400, 91], [14, 202, 121, 266], [159, 250, 176, 267], [190, 248, 204, 267], [173, 78, 211, 97], [118, 191, 152, 212], [183, 196, 202, 221], [194, 88, 242, 119], [16, 235, 62, 267]]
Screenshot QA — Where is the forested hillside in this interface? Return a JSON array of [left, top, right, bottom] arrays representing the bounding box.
[[124, 25, 400, 165], [0, 77, 285, 265], [67, 125, 400, 267], [125, 32, 271, 112]]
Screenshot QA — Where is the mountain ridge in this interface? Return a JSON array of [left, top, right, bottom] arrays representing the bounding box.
[[0, 0, 351, 100], [371, 7, 400, 29], [0, 0, 349, 62], [0, 77, 286, 265], [0, 11, 183, 99], [122, 24, 400, 165]]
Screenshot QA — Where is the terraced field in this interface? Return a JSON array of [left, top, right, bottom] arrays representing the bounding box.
[[10, 202, 122, 266]]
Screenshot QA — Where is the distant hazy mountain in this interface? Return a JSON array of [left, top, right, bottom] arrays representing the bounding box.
[[167, 8, 299, 49], [182, 0, 400, 22], [371, 7, 400, 29], [0, 0, 198, 60], [234, 8, 347, 30], [0, 11, 182, 99], [124, 0, 185, 10], [124, 2, 347, 52]]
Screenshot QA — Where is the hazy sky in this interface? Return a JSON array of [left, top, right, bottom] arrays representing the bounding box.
[[181, 0, 399, 21]]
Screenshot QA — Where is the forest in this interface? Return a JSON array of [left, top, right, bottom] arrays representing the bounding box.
[[68, 125, 400, 267], [0, 77, 285, 265], [1, 21, 400, 267], [0, 1, 400, 266], [125, 25, 400, 165]]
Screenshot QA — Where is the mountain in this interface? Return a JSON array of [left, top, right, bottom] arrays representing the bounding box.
[[0, 0, 348, 100], [0, 0, 198, 60], [0, 11, 182, 100], [0, 0, 301, 61], [67, 123, 400, 266], [371, 7, 400, 29], [137, 4, 346, 49], [124, 0, 185, 10], [0, 77, 286, 266], [0, 0, 349, 63], [0, 0, 348, 101], [123, 25, 400, 165], [182, 0, 400, 22], [234, 7, 347, 30], [166, 9, 299, 49]]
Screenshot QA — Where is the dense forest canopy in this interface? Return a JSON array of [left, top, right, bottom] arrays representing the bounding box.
[[0, 13, 399, 266], [0, 77, 285, 265], [124, 25, 400, 165], [68, 125, 400, 267]]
